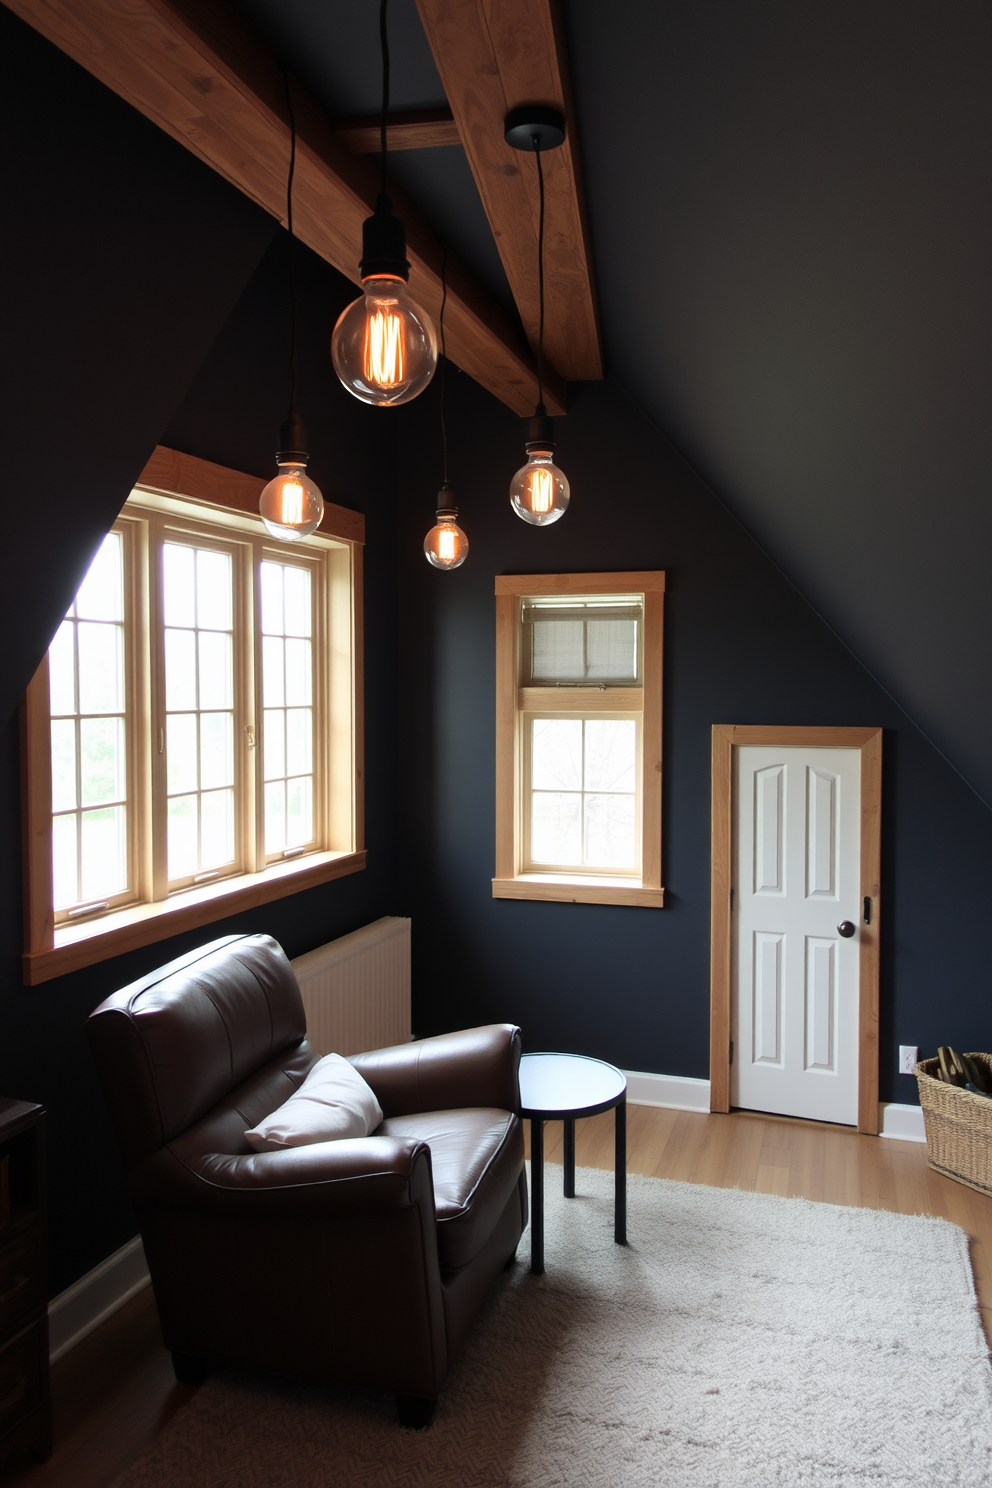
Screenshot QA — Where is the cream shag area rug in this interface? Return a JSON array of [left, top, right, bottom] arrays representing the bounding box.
[[114, 1166, 992, 1488]]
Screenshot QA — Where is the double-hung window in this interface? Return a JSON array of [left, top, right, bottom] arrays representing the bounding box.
[[493, 572, 665, 907], [22, 447, 364, 984]]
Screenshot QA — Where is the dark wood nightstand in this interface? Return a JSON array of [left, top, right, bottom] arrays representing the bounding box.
[[0, 1099, 51, 1464]]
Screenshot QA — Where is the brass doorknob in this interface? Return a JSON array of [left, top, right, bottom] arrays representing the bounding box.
[[837, 921, 856, 938]]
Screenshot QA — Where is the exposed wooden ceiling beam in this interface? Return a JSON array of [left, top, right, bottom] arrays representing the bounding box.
[[6, 0, 564, 418], [415, 0, 603, 385], [336, 107, 460, 154]]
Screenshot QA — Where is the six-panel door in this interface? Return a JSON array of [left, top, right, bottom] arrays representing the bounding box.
[[732, 746, 861, 1125]]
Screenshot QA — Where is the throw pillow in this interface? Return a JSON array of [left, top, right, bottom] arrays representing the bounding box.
[[245, 1052, 384, 1151]]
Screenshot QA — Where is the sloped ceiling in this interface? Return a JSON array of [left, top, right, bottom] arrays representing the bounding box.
[[195, 1, 992, 805]]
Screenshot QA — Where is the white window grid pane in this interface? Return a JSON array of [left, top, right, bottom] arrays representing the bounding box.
[[164, 543, 236, 881], [261, 561, 315, 857], [529, 717, 638, 874], [50, 533, 129, 911]]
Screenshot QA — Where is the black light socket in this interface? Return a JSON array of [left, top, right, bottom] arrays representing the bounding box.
[[277, 409, 309, 465], [524, 412, 555, 451], [360, 193, 411, 281], [436, 480, 458, 518]]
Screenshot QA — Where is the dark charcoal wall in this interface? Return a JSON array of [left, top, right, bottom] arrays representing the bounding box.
[[0, 14, 401, 1295], [395, 369, 992, 1104]]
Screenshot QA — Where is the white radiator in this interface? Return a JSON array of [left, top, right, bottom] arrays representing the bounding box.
[[290, 917, 412, 1057]]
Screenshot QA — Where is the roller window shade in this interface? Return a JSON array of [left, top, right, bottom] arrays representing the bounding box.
[[522, 600, 642, 685]]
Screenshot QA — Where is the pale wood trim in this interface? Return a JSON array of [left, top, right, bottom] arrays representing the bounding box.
[[709, 726, 734, 1113], [7, 1, 561, 417], [23, 850, 367, 985], [22, 456, 365, 982], [131, 515, 154, 906], [494, 571, 665, 904], [641, 589, 664, 891], [493, 877, 664, 908], [714, 724, 880, 749], [137, 447, 365, 546], [494, 593, 518, 881], [335, 108, 459, 154], [147, 514, 168, 901], [415, 0, 601, 383], [858, 729, 883, 1135], [518, 687, 643, 712], [349, 544, 364, 851], [709, 724, 883, 1134], [495, 572, 666, 597]]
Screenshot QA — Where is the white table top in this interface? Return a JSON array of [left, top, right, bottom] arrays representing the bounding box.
[[519, 1052, 626, 1117]]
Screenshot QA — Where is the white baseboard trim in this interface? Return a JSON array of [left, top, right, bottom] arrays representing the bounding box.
[[48, 1235, 150, 1363], [878, 1102, 926, 1143], [624, 1069, 712, 1113]]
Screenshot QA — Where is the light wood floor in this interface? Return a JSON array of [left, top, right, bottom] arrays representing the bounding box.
[[5, 1105, 991, 1487]]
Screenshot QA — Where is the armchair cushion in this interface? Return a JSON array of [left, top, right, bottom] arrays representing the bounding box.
[[245, 1052, 383, 1151], [378, 1108, 524, 1271]]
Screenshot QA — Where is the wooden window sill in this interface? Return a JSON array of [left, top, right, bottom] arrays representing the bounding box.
[[491, 875, 665, 908], [23, 850, 366, 985]]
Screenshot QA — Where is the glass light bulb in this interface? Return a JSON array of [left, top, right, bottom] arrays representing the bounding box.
[[259, 462, 324, 540], [424, 512, 468, 570], [332, 275, 437, 406], [509, 447, 570, 525]]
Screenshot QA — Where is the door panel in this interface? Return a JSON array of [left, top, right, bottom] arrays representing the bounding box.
[[733, 746, 860, 1125]]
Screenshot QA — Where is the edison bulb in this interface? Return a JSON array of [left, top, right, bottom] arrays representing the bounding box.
[[260, 462, 324, 540], [332, 276, 437, 406], [424, 510, 468, 570], [509, 447, 569, 526]]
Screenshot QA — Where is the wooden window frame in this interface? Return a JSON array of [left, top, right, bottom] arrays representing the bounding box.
[[492, 572, 665, 909], [21, 447, 366, 986], [708, 724, 883, 1135]]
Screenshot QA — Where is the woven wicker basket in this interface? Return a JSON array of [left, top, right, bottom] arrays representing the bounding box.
[[915, 1053, 992, 1195]]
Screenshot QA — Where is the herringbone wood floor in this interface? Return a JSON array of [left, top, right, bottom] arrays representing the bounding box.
[[5, 1106, 991, 1488]]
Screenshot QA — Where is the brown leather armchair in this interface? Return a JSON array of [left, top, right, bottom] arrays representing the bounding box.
[[87, 933, 526, 1425]]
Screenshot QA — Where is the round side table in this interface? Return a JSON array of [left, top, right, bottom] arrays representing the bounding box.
[[519, 1052, 627, 1275]]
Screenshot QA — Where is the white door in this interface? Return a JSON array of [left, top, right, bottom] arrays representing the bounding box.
[[732, 746, 861, 1125]]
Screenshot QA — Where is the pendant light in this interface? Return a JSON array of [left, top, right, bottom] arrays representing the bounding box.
[[505, 107, 570, 526], [260, 76, 324, 541], [331, 0, 437, 406], [424, 247, 468, 570]]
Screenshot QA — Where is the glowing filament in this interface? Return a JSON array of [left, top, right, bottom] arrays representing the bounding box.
[[437, 527, 458, 563], [528, 466, 554, 515], [364, 309, 404, 388], [278, 479, 304, 528]]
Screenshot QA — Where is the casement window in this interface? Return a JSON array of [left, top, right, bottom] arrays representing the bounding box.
[[22, 447, 364, 985], [493, 572, 665, 908]]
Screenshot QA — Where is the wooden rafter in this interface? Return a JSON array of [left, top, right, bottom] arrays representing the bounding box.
[[7, 0, 564, 417], [416, 0, 603, 384], [336, 107, 460, 154]]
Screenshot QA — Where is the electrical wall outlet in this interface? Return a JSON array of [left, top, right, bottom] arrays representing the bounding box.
[[899, 1045, 919, 1075]]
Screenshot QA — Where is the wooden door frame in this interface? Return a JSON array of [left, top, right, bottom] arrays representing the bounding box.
[[709, 725, 883, 1134]]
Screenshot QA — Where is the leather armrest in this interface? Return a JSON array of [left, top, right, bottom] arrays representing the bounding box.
[[127, 1135, 435, 1218], [349, 1024, 522, 1118]]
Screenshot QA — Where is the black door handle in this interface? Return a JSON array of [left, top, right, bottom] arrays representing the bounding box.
[[837, 921, 856, 938]]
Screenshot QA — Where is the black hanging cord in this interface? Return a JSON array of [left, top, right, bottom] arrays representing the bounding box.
[[534, 135, 546, 416], [379, 0, 390, 201], [284, 71, 299, 419], [439, 242, 448, 485]]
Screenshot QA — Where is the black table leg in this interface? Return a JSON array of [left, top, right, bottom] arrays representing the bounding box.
[[563, 1118, 575, 1197], [614, 1096, 627, 1245], [530, 1116, 544, 1274]]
